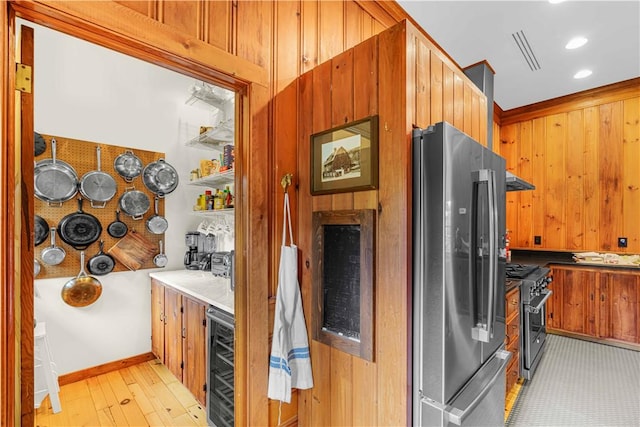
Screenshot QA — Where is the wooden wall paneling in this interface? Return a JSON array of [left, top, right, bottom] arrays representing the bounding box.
[[429, 51, 443, 124], [463, 82, 473, 137], [478, 96, 487, 147], [414, 37, 430, 128], [296, 71, 314, 427], [442, 65, 454, 125], [453, 74, 464, 130], [235, 0, 272, 69], [204, 0, 233, 52], [311, 61, 333, 212], [516, 120, 533, 247], [301, 0, 319, 73], [318, 0, 344, 64], [500, 123, 520, 245], [330, 347, 353, 425], [350, 37, 378, 425], [544, 114, 566, 249], [272, 82, 298, 298], [531, 118, 546, 247], [274, 0, 300, 90], [158, 1, 202, 40], [598, 102, 624, 251], [565, 110, 585, 250], [470, 91, 481, 144], [623, 98, 640, 252], [361, 8, 374, 41], [344, 1, 362, 50], [583, 107, 600, 250], [377, 22, 409, 426], [308, 61, 333, 425], [329, 50, 355, 230]]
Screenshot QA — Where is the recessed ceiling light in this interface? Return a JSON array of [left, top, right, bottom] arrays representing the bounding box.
[[574, 69, 592, 79], [566, 36, 588, 50]]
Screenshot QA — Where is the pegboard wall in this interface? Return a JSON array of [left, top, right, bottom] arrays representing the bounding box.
[[35, 134, 167, 279]]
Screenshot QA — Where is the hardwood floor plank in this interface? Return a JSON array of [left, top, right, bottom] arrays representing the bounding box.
[[105, 370, 149, 426], [127, 382, 155, 415], [35, 360, 209, 427], [148, 358, 181, 385]]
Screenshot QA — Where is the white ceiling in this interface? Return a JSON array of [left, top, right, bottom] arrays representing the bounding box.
[[396, 0, 640, 110]]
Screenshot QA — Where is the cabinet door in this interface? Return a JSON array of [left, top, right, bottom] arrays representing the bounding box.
[[560, 269, 595, 335], [151, 279, 165, 360], [183, 297, 207, 405], [601, 272, 640, 343], [164, 287, 183, 381], [547, 270, 562, 330]]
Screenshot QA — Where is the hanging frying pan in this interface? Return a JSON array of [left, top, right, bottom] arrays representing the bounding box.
[[41, 227, 66, 266], [34, 259, 41, 277], [107, 210, 128, 238], [142, 158, 179, 198], [146, 197, 168, 234], [79, 146, 117, 208], [34, 138, 79, 206], [58, 198, 102, 250], [61, 251, 103, 308], [113, 150, 143, 182], [86, 240, 115, 276], [118, 187, 150, 220], [153, 240, 168, 268], [35, 132, 46, 157], [34, 215, 49, 247]]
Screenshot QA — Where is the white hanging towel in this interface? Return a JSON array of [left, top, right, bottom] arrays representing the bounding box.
[[268, 192, 313, 403]]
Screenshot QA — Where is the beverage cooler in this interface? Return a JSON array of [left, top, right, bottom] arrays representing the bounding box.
[[206, 305, 235, 427]]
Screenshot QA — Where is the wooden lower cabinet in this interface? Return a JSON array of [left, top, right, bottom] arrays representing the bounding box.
[[547, 265, 640, 347], [505, 286, 520, 397], [151, 279, 208, 405]]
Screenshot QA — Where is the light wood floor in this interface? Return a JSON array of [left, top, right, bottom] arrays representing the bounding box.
[[35, 359, 208, 427]]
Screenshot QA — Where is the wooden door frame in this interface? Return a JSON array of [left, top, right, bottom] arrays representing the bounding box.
[[1, 2, 270, 426]]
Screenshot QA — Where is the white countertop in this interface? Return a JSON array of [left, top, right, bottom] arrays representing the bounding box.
[[149, 269, 234, 314]]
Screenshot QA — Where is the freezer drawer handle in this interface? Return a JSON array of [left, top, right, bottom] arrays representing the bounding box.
[[444, 349, 511, 426]]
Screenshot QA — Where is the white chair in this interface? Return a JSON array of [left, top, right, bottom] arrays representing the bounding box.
[[34, 322, 61, 413]]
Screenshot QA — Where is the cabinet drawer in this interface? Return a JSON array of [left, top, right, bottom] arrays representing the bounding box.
[[505, 313, 520, 349], [506, 353, 520, 393], [506, 288, 520, 320]]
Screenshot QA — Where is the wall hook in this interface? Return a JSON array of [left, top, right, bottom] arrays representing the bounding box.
[[281, 173, 293, 193]]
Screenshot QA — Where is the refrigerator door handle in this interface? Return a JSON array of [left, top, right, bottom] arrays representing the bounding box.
[[444, 349, 511, 426], [471, 169, 497, 343]]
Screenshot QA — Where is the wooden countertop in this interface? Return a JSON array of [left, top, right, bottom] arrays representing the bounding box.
[[149, 269, 234, 314]]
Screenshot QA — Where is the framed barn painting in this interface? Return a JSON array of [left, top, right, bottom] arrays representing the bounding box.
[[310, 115, 379, 195]]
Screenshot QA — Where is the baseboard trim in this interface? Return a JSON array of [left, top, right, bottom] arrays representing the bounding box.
[[58, 352, 157, 386], [548, 330, 640, 352]]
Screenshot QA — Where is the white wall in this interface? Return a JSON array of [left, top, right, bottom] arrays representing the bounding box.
[[22, 19, 233, 375]]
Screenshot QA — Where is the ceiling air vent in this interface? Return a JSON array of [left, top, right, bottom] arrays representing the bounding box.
[[512, 30, 541, 71]]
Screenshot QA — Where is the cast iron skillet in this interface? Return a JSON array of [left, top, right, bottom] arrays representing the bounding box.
[[58, 198, 102, 250], [86, 240, 115, 276], [34, 215, 50, 247], [107, 210, 128, 238]]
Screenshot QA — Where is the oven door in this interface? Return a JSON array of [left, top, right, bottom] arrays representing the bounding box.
[[522, 290, 552, 379]]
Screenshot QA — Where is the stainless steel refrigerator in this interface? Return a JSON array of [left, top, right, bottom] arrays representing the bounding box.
[[412, 122, 511, 426]]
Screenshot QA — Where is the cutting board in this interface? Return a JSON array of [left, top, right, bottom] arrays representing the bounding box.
[[108, 231, 156, 271]]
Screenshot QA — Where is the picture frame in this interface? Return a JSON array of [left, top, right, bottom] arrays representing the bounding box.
[[311, 115, 379, 195], [311, 209, 375, 362]]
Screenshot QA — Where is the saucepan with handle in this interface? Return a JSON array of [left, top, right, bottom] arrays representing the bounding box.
[[41, 227, 66, 266]]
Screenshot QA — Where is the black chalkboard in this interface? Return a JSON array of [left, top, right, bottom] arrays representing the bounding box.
[[321, 224, 361, 340]]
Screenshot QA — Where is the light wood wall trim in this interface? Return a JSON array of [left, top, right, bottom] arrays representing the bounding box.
[[501, 77, 640, 125], [12, 0, 268, 88], [58, 352, 156, 386]]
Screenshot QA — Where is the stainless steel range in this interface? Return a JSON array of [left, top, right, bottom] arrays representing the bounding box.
[[505, 263, 553, 380]]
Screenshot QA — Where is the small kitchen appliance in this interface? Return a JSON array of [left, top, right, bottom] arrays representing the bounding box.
[[184, 231, 201, 270]]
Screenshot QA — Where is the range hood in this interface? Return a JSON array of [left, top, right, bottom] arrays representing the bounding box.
[[506, 171, 535, 191]]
